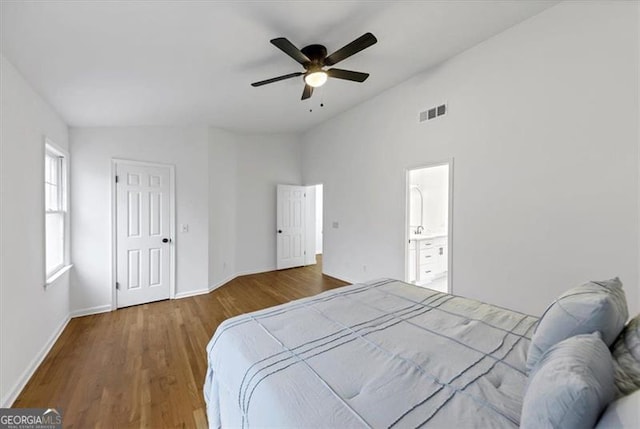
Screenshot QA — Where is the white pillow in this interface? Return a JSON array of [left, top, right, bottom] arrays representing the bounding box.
[[521, 333, 615, 429], [527, 278, 628, 373]]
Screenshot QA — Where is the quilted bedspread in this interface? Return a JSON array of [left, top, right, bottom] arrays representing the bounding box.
[[204, 279, 538, 428]]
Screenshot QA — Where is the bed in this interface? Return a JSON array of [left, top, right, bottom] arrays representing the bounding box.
[[204, 278, 539, 428]]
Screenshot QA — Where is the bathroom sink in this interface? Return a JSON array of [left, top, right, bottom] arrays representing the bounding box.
[[409, 232, 447, 240]]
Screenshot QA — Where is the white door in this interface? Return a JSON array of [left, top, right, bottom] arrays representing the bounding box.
[[116, 162, 172, 308], [276, 184, 306, 270]]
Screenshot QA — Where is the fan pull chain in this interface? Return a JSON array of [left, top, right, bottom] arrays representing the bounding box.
[[309, 87, 326, 112]]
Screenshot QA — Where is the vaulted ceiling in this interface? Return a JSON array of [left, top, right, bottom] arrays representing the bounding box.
[[1, 1, 558, 133]]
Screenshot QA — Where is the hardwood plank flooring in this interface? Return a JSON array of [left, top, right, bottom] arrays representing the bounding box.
[[13, 256, 347, 428]]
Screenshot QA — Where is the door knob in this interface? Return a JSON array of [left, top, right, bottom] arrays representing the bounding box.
[[278, 230, 282, 234], [162, 238, 171, 243]]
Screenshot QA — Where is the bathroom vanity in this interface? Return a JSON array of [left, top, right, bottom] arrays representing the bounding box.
[[408, 234, 448, 285]]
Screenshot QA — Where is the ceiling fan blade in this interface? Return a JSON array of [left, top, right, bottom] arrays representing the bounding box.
[[324, 32, 377, 66], [270, 38, 311, 66], [327, 68, 370, 82], [251, 72, 303, 87], [301, 84, 313, 100]]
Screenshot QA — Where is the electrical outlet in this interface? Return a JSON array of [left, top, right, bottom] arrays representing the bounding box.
[[181, 224, 189, 233], [363, 265, 367, 272], [332, 221, 339, 229]]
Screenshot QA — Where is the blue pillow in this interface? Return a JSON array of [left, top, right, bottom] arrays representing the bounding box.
[[521, 333, 615, 429], [527, 278, 628, 372]]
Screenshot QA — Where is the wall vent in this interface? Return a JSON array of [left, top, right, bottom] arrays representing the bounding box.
[[419, 103, 447, 123]]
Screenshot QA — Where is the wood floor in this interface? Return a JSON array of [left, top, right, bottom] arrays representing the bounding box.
[[14, 257, 347, 428]]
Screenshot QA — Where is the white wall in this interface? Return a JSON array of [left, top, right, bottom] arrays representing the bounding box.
[[208, 127, 238, 288], [234, 134, 302, 274], [302, 1, 640, 316], [0, 55, 70, 406], [70, 126, 302, 310], [70, 127, 210, 310]]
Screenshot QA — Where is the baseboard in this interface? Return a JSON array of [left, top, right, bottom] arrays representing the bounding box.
[[70, 304, 111, 318], [322, 270, 357, 285], [176, 266, 313, 300], [174, 273, 238, 299], [208, 273, 238, 292], [174, 287, 213, 299], [175, 268, 282, 300], [1, 314, 71, 408], [234, 266, 276, 278]]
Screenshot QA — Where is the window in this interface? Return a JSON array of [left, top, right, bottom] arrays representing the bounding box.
[[45, 141, 69, 280]]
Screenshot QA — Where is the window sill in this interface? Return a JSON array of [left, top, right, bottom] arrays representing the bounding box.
[[45, 264, 73, 288]]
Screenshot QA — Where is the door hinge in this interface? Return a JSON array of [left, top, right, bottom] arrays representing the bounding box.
[[115, 175, 119, 183], [304, 193, 306, 197], [116, 282, 120, 290], [304, 250, 306, 255]]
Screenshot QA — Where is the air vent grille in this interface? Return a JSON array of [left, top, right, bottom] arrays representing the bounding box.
[[419, 103, 447, 123]]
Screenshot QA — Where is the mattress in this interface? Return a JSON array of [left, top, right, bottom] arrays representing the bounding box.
[[204, 279, 538, 428]]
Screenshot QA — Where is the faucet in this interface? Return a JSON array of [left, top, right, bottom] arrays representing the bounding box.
[[415, 225, 424, 235]]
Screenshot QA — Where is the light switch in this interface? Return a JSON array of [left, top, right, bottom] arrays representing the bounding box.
[[181, 224, 189, 233]]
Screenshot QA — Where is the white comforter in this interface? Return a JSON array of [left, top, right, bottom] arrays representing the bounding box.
[[204, 279, 538, 428]]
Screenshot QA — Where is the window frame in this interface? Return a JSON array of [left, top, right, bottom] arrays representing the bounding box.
[[44, 138, 71, 285]]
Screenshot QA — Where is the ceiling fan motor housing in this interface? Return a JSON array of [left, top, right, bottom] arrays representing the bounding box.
[[300, 44, 328, 67]]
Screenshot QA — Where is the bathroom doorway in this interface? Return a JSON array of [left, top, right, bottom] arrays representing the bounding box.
[[406, 162, 452, 293], [305, 184, 323, 265]]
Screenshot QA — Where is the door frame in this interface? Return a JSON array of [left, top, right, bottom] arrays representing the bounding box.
[[404, 159, 454, 294], [303, 185, 317, 266], [301, 183, 324, 266], [110, 158, 177, 310]]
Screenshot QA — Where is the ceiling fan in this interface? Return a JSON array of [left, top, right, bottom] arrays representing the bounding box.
[[251, 33, 377, 100]]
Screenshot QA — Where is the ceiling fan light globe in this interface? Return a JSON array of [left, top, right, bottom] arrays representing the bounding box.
[[304, 71, 328, 88]]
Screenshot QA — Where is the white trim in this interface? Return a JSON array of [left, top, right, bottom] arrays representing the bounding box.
[[404, 159, 454, 294], [447, 159, 454, 295], [174, 271, 255, 300], [44, 138, 68, 159], [110, 161, 117, 310], [110, 159, 176, 310], [43, 136, 71, 286], [174, 288, 212, 300], [173, 287, 211, 299], [70, 304, 112, 318], [234, 267, 277, 278], [45, 264, 73, 287], [303, 186, 317, 266], [1, 315, 70, 408], [209, 273, 237, 291], [321, 270, 357, 285]]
